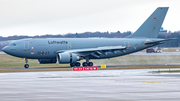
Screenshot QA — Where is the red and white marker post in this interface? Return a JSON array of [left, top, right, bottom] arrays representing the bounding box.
[[73, 66, 97, 71]]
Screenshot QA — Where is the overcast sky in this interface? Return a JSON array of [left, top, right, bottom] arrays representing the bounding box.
[[0, 0, 179, 37]]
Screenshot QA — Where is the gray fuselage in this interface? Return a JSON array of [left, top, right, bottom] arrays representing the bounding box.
[[3, 38, 157, 60]]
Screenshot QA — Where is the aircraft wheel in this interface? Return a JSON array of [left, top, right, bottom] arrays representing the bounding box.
[[70, 63, 76, 67], [88, 62, 93, 66], [24, 64, 29, 68], [82, 62, 88, 67], [76, 62, 81, 67]]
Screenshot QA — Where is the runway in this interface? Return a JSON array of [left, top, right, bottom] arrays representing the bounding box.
[[130, 52, 180, 55], [1, 63, 180, 71], [0, 69, 180, 101], [0, 52, 5, 54]]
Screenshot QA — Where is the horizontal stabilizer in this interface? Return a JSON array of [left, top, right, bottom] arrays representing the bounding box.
[[144, 38, 176, 45]]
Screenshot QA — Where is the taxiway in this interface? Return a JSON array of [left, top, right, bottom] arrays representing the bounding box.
[[1, 63, 180, 71], [0, 52, 5, 54], [0, 69, 180, 101]]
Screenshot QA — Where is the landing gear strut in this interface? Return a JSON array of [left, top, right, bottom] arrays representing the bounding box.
[[82, 56, 93, 67], [24, 58, 29, 68]]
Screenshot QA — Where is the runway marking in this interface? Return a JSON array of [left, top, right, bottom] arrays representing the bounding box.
[[39, 76, 119, 78], [39, 76, 80, 78], [143, 82, 162, 83], [102, 79, 117, 81]]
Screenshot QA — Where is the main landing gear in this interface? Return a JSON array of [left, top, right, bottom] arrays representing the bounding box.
[[70, 62, 93, 67], [70, 56, 93, 67], [24, 58, 29, 68], [82, 62, 93, 67], [70, 62, 81, 67]]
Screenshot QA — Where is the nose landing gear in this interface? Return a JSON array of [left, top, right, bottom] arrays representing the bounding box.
[[24, 58, 29, 68], [24, 64, 29, 68]]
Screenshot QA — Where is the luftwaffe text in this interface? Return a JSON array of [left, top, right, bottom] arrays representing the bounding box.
[[48, 41, 68, 44]]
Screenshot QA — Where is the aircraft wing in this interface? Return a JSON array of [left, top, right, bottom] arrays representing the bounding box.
[[144, 38, 176, 45], [56, 46, 127, 58]]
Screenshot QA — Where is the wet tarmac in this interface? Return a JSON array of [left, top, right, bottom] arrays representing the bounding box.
[[0, 69, 180, 101]]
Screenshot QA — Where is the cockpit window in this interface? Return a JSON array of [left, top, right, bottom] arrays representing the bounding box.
[[9, 43, 16, 46]]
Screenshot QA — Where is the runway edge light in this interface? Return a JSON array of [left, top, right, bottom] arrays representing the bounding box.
[[101, 64, 106, 68]]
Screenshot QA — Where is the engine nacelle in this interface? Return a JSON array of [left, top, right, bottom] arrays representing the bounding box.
[[38, 59, 57, 64], [57, 53, 80, 63]]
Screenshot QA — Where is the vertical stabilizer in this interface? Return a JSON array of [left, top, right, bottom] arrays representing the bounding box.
[[127, 7, 169, 38]]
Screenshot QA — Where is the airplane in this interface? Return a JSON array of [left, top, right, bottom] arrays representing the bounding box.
[[2, 7, 173, 68]]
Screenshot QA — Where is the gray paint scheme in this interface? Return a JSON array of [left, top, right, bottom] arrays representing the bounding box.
[[2, 7, 172, 66], [127, 7, 168, 38]]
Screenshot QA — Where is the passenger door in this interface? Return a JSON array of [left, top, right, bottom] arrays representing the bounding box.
[[23, 40, 34, 54]]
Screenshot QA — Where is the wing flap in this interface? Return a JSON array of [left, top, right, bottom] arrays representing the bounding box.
[[56, 45, 127, 57]]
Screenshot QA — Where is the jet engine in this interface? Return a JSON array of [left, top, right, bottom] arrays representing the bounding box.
[[57, 53, 80, 63], [38, 59, 57, 64]]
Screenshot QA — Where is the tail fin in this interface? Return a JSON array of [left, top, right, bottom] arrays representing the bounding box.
[[127, 7, 169, 38]]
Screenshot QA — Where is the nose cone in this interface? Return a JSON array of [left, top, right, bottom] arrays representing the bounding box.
[[2, 46, 9, 54], [2, 45, 20, 57]]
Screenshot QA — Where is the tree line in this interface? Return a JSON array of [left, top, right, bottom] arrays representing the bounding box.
[[0, 31, 180, 51]]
